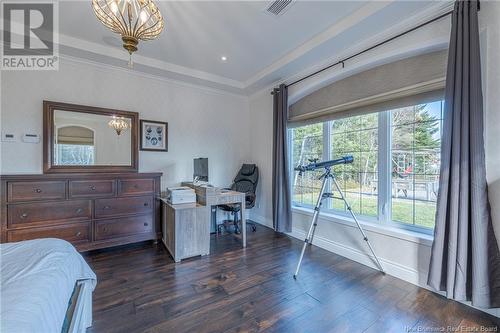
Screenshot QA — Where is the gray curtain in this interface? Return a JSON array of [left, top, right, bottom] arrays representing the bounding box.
[[428, 0, 500, 308], [272, 84, 292, 232]]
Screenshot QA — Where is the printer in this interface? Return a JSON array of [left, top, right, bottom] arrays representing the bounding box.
[[166, 186, 197, 204]]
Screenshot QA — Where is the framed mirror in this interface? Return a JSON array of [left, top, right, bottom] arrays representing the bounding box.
[[43, 101, 139, 173]]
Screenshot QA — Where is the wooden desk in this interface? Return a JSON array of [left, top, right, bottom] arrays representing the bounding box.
[[181, 182, 247, 248], [160, 198, 210, 262]]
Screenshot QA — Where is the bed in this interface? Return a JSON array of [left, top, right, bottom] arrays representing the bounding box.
[[1, 238, 97, 333]]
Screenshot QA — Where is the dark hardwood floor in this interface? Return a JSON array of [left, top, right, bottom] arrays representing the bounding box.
[[83, 224, 500, 333]]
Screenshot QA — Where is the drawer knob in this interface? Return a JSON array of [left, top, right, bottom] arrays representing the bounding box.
[[76, 208, 83, 214], [144, 202, 149, 207], [20, 213, 28, 219], [134, 184, 139, 189], [89, 185, 96, 191], [103, 205, 111, 210], [34, 188, 42, 193], [144, 223, 149, 226], [76, 231, 82, 237]]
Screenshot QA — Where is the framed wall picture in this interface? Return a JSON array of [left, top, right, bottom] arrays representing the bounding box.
[[140, 120, 168, 152]]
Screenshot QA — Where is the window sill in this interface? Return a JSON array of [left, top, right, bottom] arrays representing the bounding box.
[[291, 206, 434, 247]]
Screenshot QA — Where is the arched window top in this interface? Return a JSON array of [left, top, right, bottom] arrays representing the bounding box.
[[57, 126, 94, 145]]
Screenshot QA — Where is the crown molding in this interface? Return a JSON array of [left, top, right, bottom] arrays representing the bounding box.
[[244, 1, 396, 88], [58, 33, 245, 90], [247, 0, 454, 98], [57, 54, 249, 99], [53, 1, 394, 95], [28, 1, 454, 96]]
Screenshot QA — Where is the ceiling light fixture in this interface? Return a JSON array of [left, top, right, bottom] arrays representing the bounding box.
[[108, 116, 130, 135], [91, 0, 165, 67], [221, 56, 228, 62]]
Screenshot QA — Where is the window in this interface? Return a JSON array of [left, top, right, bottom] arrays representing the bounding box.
[[55, 125, 95, 165], [290, 100, 444, 232], [292, 123, 323, 206], [56, 144, 95, 165], [390, 101, 442, 229], [329, 114, 378, 218]]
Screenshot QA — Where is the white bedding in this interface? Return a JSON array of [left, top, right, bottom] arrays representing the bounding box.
[[0, 238, 97, 333]]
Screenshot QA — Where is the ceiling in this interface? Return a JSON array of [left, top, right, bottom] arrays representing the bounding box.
[[56, 1, 451, 94]]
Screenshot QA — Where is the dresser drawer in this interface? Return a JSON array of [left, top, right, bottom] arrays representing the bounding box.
[[7, 222, 91, 244], [95, 214, 153, 240], [8, 181, 66, 202], [8, 200, 91, 227], [118, 179, 154, 196], [69, 179, 116, 198], [94, 196, 153, 218]]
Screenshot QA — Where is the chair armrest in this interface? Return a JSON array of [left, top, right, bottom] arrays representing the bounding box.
[[245, 192, 256, 207]]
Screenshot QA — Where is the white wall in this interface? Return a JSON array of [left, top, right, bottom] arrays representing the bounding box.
[[248, 4, 500, 317], [482, 2, 500, 241], [248, 89, 274, 226], [0, 57, 251, 190]]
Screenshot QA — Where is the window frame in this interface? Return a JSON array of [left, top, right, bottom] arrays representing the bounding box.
[[289, 102, 441, 236]]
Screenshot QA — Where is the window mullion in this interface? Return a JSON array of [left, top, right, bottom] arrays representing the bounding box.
[[323, 121, 332, 209], [287, 128, 294, 198], [378, 111, 391, 224]]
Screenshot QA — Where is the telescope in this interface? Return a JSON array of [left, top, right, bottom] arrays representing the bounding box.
[[294, 155, 354, 173], [292, 152, 384, 278]]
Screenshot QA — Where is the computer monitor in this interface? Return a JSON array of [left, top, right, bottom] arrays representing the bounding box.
[[193, 158, 208, 182]]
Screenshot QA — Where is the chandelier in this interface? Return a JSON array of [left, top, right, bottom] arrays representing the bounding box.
[[108, 116, 130, 135], [91, 0, 164, 66]]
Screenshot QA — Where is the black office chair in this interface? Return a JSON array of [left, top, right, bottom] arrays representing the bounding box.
[[219, 164, 259, 234]]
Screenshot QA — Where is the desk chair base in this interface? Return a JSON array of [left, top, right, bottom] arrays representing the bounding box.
[[217, 210, 257, 235]]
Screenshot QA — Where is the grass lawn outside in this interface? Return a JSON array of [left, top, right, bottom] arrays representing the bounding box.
[[293, 192, 436, 229]]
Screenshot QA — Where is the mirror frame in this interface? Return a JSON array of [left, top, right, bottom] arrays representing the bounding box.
[[43, 100, 139, 173]]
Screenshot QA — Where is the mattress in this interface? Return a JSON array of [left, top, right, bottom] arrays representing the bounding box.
[[0, 238, 97, 333]]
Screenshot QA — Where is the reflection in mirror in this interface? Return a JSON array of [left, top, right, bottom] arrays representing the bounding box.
[[53, 110, 132, 166]]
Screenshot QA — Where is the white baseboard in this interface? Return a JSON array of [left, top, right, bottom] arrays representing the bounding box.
[[247, 213, 500, 317], [288, 227, 500, 318], [289, 227, 428, 286], [249, 213, 273, 229]]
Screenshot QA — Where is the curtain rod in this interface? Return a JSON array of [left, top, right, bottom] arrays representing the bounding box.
[[271, 8, 460, 95]]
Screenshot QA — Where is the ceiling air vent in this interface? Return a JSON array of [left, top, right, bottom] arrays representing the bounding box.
[[265, 0, 294, 16]]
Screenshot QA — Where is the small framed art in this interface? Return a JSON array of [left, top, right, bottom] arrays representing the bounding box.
[[140, 120, 168, 152]]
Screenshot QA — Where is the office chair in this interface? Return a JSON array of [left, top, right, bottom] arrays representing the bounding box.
[[219, 164, 259, 234]]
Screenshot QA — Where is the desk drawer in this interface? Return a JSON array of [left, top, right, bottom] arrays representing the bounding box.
[[8, 200, 91, 227], [7, 222, 91, 244], [214, 193, 244, 205], [95, 196, 153, 218], [8, 181, 66, 202], [95, 214, 153, 240], [69, 179, 116, 198], [118, 179, 154, 196]]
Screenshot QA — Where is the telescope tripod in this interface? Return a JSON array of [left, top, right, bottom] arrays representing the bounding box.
[[293, 167, 385, 278]]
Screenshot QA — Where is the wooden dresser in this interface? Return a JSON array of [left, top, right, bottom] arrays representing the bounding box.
[[0, 172, 162, 251]]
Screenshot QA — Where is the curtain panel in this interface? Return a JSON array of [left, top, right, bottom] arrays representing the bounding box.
[[272, 84, 292, 232], [427, 0, 500, 308]]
